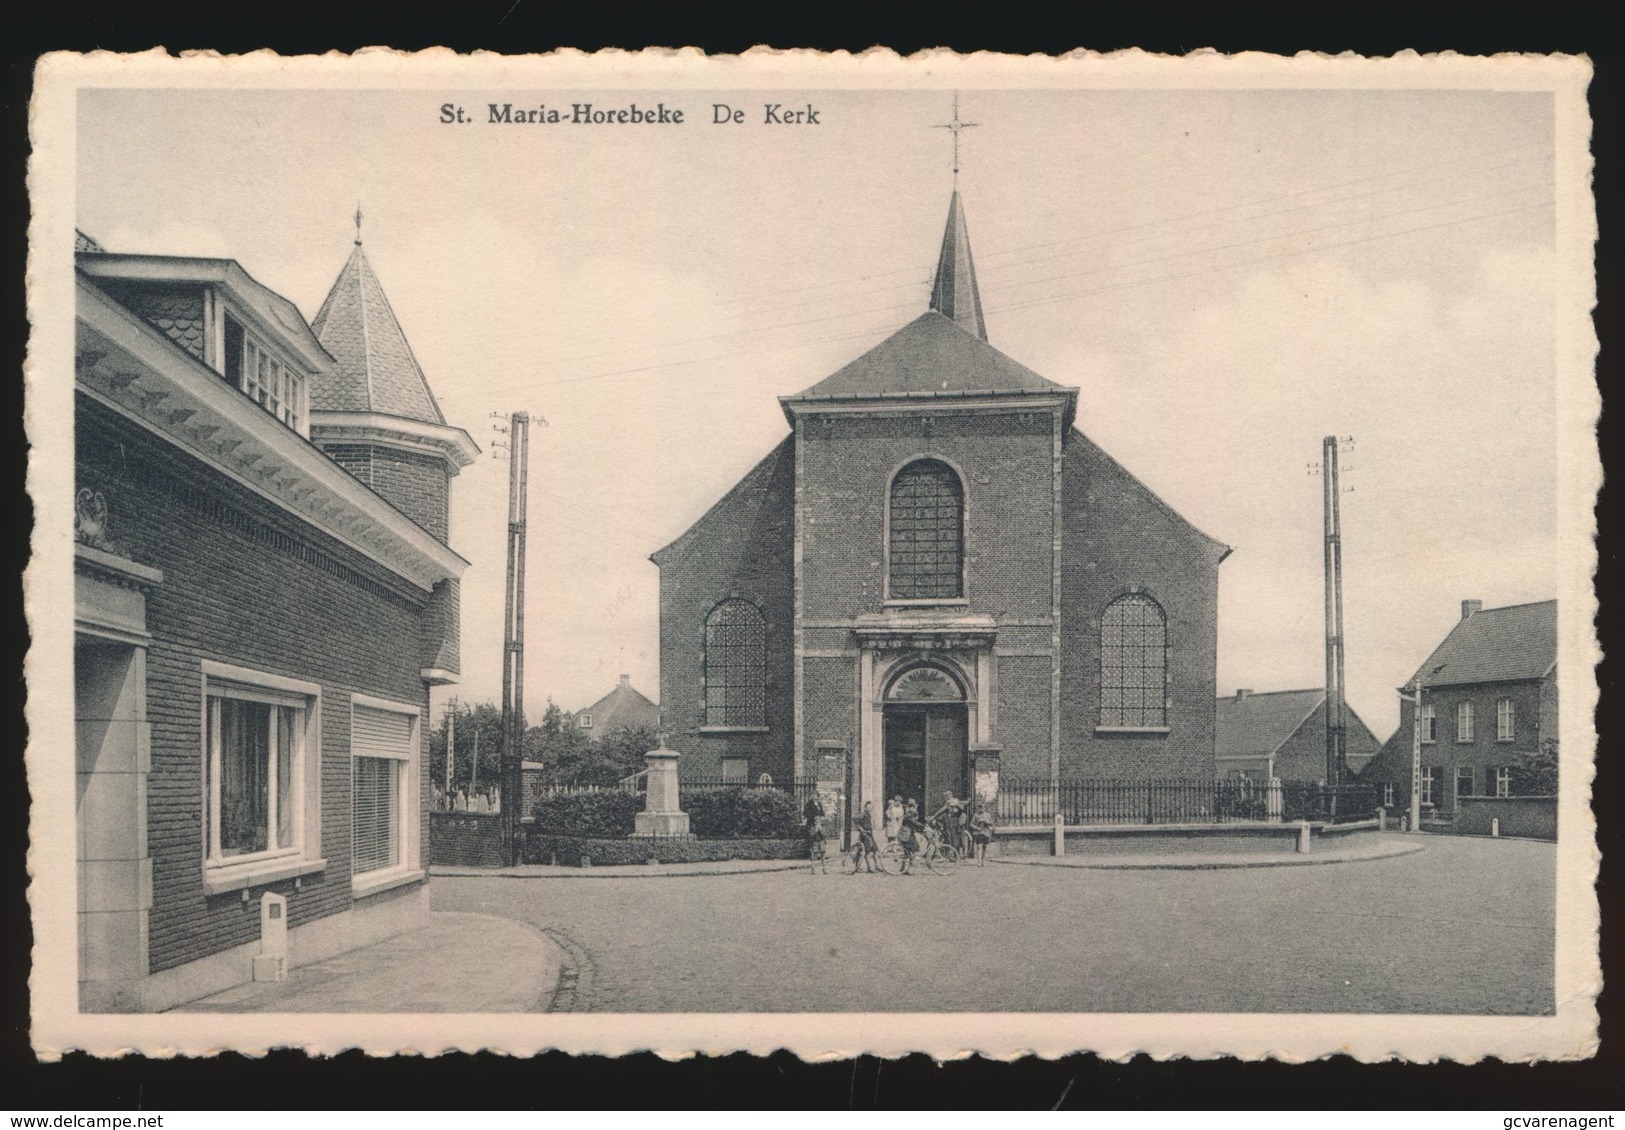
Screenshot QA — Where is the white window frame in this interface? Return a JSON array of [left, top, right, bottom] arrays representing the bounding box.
[[1420, 703, 1437, 744], [1497, 697, 1515, 742], [1382, 783, 1395, 807], [350, 693, 425, 898], [222, 310, 310, 438], [1456, 700, 1475, 742], [1420, 766, 1439, 807], [200, 660, 324, 895], [1495, 767, 1512, 797], [1455, 765, 1475, 804], [577, 712, 593, 730]]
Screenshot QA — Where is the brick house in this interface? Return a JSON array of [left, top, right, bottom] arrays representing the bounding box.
[[1359, 600, 1557, 813], [571, 673, 659, 736], [1215, 687, 1383, 783], [73, 227, 476, 1011], [651, 193, 1230, 816]]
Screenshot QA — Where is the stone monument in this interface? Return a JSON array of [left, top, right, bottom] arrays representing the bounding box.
[[632, 735, 692, 839]]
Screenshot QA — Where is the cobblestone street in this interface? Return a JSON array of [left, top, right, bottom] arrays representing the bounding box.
[[430, 834, 1556, 1015]]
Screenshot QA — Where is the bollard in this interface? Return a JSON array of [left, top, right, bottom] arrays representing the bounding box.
[[1053, 811, 1065, 857], [1296, 821, 1312, 854], [1377, 806, 1387, 833], [1492, 817, 1500, 838], [252, 892, 288, 982]]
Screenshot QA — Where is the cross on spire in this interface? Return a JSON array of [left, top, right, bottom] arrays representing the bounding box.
[[354, 203, 363, 245], [932, 92, 979, 184]]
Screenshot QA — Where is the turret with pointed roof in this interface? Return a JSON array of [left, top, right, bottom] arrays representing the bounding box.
[[306, 222, 479, 685], [929, 191, 987, 339], [306, 225, 478, 548]]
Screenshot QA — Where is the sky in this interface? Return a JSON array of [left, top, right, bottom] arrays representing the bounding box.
[[76, 86, 1559, 740]]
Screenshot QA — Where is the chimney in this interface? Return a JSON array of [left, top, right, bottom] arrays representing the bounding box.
[[1461, 600, 1482, 620], [619, 673, 630, 687], [1236, 689, 1253, 701]]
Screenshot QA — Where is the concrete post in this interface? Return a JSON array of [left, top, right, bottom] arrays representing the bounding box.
[[1377, 806, 1386, 832], [632, 740, 691, 838], [1053, 811, 1066, 857], [1296, 820, 1312, 854], [252, 892, 288, 982], [1492, 817, 1500, 838]]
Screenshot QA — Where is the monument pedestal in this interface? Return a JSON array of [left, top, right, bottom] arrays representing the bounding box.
[[630, 744, 692, 839]]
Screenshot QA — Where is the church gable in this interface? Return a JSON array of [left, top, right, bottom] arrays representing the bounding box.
[[650, 435, 795, 571], [1064, 429, 1230, 565]]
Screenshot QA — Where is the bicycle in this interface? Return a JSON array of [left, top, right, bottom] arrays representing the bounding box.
[[838, 838, 882, 875], [877, 830, 959, 875]]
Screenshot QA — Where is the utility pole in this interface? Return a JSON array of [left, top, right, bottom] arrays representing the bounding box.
[[445, 696, 457, 796], [1314, 435, 1353, 795], [1406, 681, 1424, 833], [497, 411, 531, 867]]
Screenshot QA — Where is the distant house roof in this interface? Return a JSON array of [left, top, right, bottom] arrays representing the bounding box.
[[575, 675, 659, 733], [1403, 600, 1557, 689], [310, 242, 446, 425], [1216, 689, 1326, 761]]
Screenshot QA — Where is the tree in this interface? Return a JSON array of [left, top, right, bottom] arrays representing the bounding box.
[[597, 724, 660, 782], [522, 699, 595, 782], [1508, 738, 1559, 796], [428, 700, 503, 798]]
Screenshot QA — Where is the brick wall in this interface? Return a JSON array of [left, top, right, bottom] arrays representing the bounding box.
[[78, 396, 434, 975], [1059, 432, 1223, 780], [655, 438, 796, 781], [1362, 677, 1547, 805], [429, 812, 504, 866], [315, 442, 451, 543]]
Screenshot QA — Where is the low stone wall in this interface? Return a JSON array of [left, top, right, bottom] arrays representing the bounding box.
[[994, 821, 1377, 856], [1454, 796, 1557, 841], [524, 835, 804, 867], [430, 811, 504, 867]]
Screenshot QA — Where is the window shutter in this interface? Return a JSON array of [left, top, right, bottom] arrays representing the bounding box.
[[352, 705, 412, 874], [353, 704, 413, 758]]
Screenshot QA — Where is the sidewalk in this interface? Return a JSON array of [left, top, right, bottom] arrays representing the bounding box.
[[432, 858, 808, 879], [990, 832, 1426, 871], [179, 911, 560, 1012]]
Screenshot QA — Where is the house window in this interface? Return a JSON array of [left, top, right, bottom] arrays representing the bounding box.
[[1382, 783, 1395, 807], [223, 313, 307, 436], [1456, 701, 1474, 742], [1099, 592, 1168, 728], [704, 599, 766, 728], [1455, 766, 1475, 804], [887, 459, 964, 600], [1497, 698, 1515, 742], [577, 713, 593, 730], [201, 662, 321, 892], [1420, 766, 1439, 806], [1495, 767, 1512, 797], [1420, 703, 1437, 743], [350, 696, 421, 892], [721, 757, 749, 785]]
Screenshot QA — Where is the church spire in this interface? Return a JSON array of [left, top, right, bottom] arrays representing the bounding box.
[[929, 190, 988, 341]]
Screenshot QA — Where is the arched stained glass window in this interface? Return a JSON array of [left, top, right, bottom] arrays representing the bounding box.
[[1100, 593, 1168, 728], [704, 599, 766, 727], [888, 459, 964, 599]]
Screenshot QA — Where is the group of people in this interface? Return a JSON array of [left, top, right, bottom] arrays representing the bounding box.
[[808, 790, 994, 874]]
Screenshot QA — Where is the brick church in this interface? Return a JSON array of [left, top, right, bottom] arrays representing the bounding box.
[[653, 192, 1231, 816]]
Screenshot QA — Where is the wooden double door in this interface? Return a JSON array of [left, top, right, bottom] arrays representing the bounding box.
[[882, 703, 968, 816]]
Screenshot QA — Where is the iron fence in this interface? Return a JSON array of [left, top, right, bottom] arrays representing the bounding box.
[[996, 778, 1380, 827], [678, 775, 821, 805]]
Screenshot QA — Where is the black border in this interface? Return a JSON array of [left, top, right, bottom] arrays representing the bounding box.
[[3, 2, 1619, 1110]]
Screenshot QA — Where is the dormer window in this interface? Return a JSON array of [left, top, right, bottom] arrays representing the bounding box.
[[223, 312, 308, 436]]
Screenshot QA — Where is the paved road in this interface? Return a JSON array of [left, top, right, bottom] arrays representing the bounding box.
[[431, 834, 1555, 1015]]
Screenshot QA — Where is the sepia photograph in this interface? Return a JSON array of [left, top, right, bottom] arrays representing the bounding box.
[[26, 49, 1598, 1061]]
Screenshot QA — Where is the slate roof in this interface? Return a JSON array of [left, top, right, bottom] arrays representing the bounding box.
[[1216, 689, 1325, 760], [929, 191, 987, 340], [789, 311, 1070, 400], [310, 243, 446, 424], [1403, 600, 1557, 689], [576, 676, 660, 733]]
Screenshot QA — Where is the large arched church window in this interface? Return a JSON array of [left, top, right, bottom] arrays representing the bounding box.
[[888, 459, 965, 600], [1100, 592, 1168, 728], [704, 599, 766, 728]]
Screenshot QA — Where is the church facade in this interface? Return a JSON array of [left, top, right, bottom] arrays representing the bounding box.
[[652, 194, 1230, 816]]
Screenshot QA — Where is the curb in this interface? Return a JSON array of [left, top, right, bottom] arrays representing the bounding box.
[[432, 861, 809, 879], [988, 841, 1427, 872]]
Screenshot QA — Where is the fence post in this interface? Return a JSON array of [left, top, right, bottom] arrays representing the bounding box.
[[1377, 805, 1387, 832], [1297, 820, 1312, 854], [1053, 810, 1065, 856]]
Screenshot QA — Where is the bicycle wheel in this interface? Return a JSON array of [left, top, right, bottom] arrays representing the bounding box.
[[878, 842, 906, 875], [928, 844, 960, 875], [839, 845, 860, 875]]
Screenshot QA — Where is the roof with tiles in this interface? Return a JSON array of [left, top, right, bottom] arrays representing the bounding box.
[[310, 242, 446, 424], [1216, 689, 1326, 760], [1404, 600, 1558, 689], [575, 675, 660, 733]]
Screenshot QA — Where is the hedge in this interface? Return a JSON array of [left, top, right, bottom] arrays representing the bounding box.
[[530, 791, 642, 837], [685, 787, 804, 839], [523, 835, 805, 867]]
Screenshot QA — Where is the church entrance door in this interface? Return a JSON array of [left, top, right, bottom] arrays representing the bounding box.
[[882, 704, 968, 818]]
